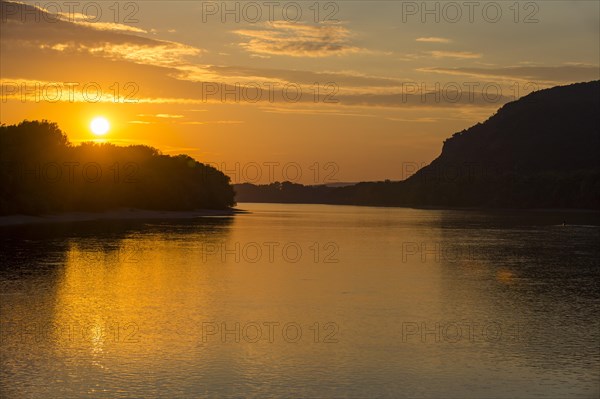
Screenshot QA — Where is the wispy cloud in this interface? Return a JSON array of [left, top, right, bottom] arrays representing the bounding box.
[[428, 51, 482, 59], [1, 1, 202, 68], [260, 106, 378, 118], [385, 117, 439, 123], [3, 1, 558, 110], [180, 120, 244, 125], [203, 65, 405, 89], [0, 78, 128, 103], [51, 42, 201, 68], [47, 5, 146, 33], [420, 65, 600, 83], [416, 37, 452, 43], [138, 114, 185, 119], [234, 21, 362, 57]]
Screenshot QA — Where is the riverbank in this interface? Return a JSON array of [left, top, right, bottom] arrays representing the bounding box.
[[237, 201, 600, 213], [0, 208, 246, 226]]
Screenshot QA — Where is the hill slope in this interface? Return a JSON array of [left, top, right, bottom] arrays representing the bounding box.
[[398, 80, 600, 208], [236, 81, 600, 209]]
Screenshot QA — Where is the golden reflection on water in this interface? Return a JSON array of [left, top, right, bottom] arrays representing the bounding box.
[[1, 206, 599, 398], [496, 269, 517, 285], [53, 234, 228, 364]]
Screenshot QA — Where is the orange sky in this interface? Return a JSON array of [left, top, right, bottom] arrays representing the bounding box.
[[1, 0, 598, 183]]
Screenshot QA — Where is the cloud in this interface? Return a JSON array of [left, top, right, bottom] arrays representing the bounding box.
[[420, 65, 600, 83], [0, 0, 202, 68], [203, 65, 406, 89], [428, 51, 482, 59], [0, 1, 528, 110], [234, 21, 362, 57], [138, 114, 185, 119], [81, 42, 202, 68], [386, 117, 439, 123], [71, 21, 148, 34], [180, 121, 244, 125], [6, 2, 148, 33], [60, 11, 148, 34], [259, 106, 379, 118], [416, 37, 451, 43], [0, 78, 130, 103], [336, 91, 508, 108]]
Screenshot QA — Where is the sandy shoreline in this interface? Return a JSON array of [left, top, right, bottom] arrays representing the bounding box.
[[0, 208, 246, 227]]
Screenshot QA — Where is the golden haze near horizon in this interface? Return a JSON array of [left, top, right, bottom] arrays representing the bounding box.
[[1, 0, 599, 183]]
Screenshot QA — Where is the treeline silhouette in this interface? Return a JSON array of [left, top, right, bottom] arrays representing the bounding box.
[[236, 81, 600, 209], [0, 121, 235, 215]]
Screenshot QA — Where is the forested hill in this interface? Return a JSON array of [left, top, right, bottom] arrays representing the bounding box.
[[0, 121, 235, 215], [235, 81, 600, 209]]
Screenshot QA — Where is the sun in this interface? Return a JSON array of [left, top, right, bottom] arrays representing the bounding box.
[[90, 117, 110, 135]]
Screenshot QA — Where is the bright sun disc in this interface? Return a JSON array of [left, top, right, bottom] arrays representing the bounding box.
[[90, 117, 110, 135]]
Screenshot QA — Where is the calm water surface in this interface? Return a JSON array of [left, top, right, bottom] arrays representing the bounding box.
[[1, 204, 599, 398]]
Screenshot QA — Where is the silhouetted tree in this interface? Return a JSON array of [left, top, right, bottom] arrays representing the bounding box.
[[0, 120, 235, 215]]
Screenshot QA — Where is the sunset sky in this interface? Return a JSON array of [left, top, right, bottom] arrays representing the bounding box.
[[1, 0, 598, 183]]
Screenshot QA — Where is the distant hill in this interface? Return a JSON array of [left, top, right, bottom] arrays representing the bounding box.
[[235, 81, 600, 209]]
